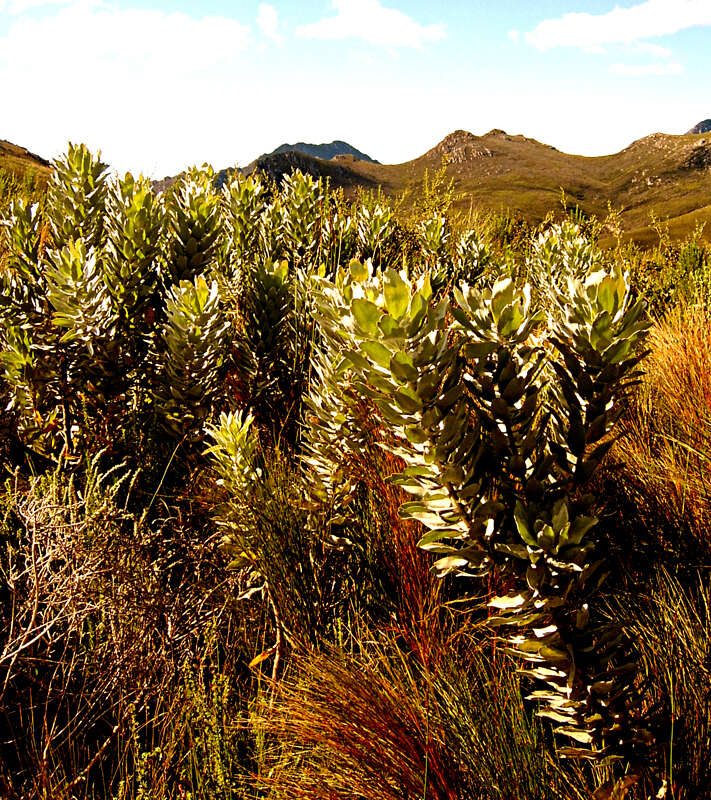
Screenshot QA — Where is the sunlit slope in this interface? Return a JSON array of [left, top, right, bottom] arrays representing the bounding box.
[[0, 139, 50, 180], [254, 128, 711, 241]]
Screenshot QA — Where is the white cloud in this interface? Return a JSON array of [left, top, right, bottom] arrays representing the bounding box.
[[295, 0, 445, 49], [525, 0, 711, 50], [610, 60, 683, 76], [634, 41, 673, 58], [0, 5, 250, 81], [0, 2, 251, 75], [0, 0, 71, 12], [0, 1, 252, 175], [256, 3, 281, 43]]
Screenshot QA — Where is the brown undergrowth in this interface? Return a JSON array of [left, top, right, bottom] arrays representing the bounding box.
[[611, 300, 711, 561]]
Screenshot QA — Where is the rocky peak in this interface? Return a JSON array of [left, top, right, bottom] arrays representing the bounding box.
[[430, 130, 493, 164], [267, 140, 378, 164], [687, 119, 711, 135]]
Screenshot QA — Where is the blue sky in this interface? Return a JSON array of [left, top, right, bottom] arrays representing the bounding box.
[[1, 0, 710, 176]]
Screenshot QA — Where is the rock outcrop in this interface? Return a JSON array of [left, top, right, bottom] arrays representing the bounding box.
[[426, 130, 494, 164], [687, 119, 711, 135]]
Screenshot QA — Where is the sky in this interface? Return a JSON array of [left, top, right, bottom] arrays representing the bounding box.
[[1, 0, 710, 177]]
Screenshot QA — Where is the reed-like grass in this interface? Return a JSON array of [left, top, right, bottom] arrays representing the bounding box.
[[260, 637, 590, 800], [608, 569, 711, 800], [611, 301, 711, 561]]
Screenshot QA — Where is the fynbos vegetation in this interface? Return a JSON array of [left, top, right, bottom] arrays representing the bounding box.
[[1, 144, 710, 799]]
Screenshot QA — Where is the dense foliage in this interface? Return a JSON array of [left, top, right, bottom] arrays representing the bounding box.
[[0, 145, 710, 799]]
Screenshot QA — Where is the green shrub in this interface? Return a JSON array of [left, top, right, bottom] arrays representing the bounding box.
[[305, 233, 649, 761]]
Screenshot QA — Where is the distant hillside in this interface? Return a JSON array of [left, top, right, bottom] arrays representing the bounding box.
[[154, 124, 711, 244], [687, 119, 711, 135], [0, 139, 50, 179], [154, 146, 379, 194], [249, 126, 711, 244], [267, 140, 378, 164], [236, 149, 376, 191]]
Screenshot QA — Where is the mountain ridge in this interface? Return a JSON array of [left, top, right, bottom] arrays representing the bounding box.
[[687, 119, 711, 135], [6, 124, 711, 245], [265, 139, 378, 164], [245, 126, 711, 244]]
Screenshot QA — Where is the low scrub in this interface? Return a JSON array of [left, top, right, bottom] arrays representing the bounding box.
[[0, 145, 707, 799]]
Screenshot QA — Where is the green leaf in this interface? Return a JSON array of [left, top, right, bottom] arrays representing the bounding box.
[[383, 268, 410, 320], [377, 401, 409, 426], [432, 555, 472, 577], [402, 465, 433, 478], [489, 591, 530, 610], [463, 341, 497, 359], [537, 524, 556, 552], [408, 291, 425, 322], [597, 275, 616, 315], [394, 387, 423, 413], [417, 527, 457, 548], [361, 340, 392, 369], [351, 298, 381, 335], [274, 259, 289, 282], [491, 278, 514, 321], [349, 259, 369, 282], [379, 315, 403, 338], [402, 506, 445, 527], [404, 425, 429, 444], [538, 710, 576, 724], [551, 500, 569, 533], [343, 349, 372, 372], [514, 502, 536, 546], [450, 304, 471, 329], [419, 272, 433, 301], [554, 727, 594, 745], [498, 303, 524, 337], [390, 352, 418, 383], [494, 542, 530, 559], [569, 515, 597, 544]]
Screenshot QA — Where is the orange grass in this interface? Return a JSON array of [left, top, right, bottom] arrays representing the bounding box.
[[613, 301, 711, 556], [261, 646, 467, 800], [345, 408, 482, 670]]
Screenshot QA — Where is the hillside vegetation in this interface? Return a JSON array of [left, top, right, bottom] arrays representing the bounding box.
[[0, 139, 50, 178], [0, 145, 710, 800], [0, 139, 50, 209], [232, 128, 711, 244]]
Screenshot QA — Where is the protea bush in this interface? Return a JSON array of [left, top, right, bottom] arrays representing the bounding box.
[[301, 251, 650, 760]]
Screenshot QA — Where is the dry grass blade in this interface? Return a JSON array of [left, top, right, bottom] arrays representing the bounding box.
[[260, 645, 464, 800], [612, 300, 711, 558], [260, 639, 589, 800]]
